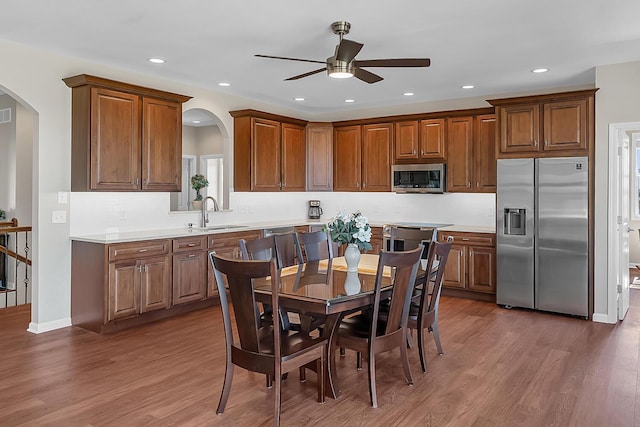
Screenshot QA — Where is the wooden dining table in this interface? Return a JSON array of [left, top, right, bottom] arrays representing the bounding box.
[[252, 254, 395, 399]]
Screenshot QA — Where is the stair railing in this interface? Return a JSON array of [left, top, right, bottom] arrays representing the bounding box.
[[0, 218, 32, 308]]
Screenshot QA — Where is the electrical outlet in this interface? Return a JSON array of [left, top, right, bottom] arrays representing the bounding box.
[[119, 210, 127, 220], [51, 210, 66, 224], [239, 205, 248, 214]]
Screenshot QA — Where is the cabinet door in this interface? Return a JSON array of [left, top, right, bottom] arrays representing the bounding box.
[[251, 118, 282, 191], [499, 104, 540, 153], [365, 226, 383, 255], [281, 123, 306, 191], [442, 244, 466, 289], [446, 117, 474, 192], [543, 99, 587, 151], [173, 251, 207, 305], [468, 246, 496, 294], [474, 114, 497, 192], [361, 123, 392, 192], [420, 119, 446, 159], [91, 88, 141, 190], [306, 124, 333, 191], [142, 98, 181, 191], [333, 126, 362, 191], [108, 260, 140, 321], [394, 121, 419, 161], [141, 255, 171, 312]]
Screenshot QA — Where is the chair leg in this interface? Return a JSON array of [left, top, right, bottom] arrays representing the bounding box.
[[340, 347, 345, 356], [417, 327, 428, 373], [317, 354, 325, 404], [367, 349, 378, 408], [356, 352, 362, 370], [216, 362, 234, 414], [299, 366, 306, 382], [432, 321, 444, 355], [400, 332, 414, 385], [274, 369, 282, 427], [266, 374, 273, 388]]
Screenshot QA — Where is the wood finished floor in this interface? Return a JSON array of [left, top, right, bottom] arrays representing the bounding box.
[[2, 293, 640, 427]]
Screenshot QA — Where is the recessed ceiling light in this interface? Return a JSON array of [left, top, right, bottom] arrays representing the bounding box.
[[403, 92, 414, 96], [532, 68, 549, 73], [294, 97, 305, 102], [345, 99, 355, 103], [192, 120, 201, 124], [148, 58, 165, 64], [461, 85, 474, 89], [218, 82, 231, 87]]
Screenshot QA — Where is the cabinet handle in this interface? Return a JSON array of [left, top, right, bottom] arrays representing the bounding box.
[[138, 249, 148, 253], [476, 181, 479, 188], [544, 139, 548, 146], [462, 238, 470, 241], [188, 254, 196, 258], [467, 182, 471, 188], [137, 265, 142, 272], [144, 265, 148, 272], [187, 243, 196, 247]]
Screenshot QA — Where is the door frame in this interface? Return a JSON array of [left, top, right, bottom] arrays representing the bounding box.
[[608, 122, 640, 322]]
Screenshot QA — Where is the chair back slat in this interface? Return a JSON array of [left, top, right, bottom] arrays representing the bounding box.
[[211, 253, 276, 353], [239, 236, 277, 262], [274, 232, 299, 268], [369, 246, 423, 338], [419, 241, 452, 317], [296, 230, 334, 263]]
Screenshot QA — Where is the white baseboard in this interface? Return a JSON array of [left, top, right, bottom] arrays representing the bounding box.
[[27, 317, 72, 334], [592, 313, 616, 324]]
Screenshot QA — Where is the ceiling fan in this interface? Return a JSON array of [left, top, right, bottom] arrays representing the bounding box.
[[255, 21, 431, 84]]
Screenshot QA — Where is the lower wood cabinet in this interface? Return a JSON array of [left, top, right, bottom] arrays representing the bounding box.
[[172, 250, 207, 305], [108, 255, 171, 321], [207, 229, 262, 297], [438, 231, 496, 298]]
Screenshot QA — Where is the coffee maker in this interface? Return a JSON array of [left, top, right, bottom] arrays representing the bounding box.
[[308, 200, 323, 219]]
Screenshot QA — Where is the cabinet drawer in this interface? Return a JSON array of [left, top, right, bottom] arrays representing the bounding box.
[[109, 240, 170, 261], [173, 236, 207, 253], [207, 230, 262, 250], [439, 232, 494, 247]]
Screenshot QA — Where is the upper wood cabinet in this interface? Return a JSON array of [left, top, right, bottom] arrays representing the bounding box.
[[446, 114, 496, 193], [446, 117, 474, 192], [488, 89, 596, 158], [230, 110, 308, 192], [334, 123, 392, 192], [306, 123, 333, 191], [474, 114, 497, 192], [63, 74, 191, 192], [394, 119, 445, 162]]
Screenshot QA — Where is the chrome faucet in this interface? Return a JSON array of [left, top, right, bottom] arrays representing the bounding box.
[[201, 196, 220, 227]]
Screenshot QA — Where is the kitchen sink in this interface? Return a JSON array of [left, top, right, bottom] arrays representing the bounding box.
[[192, 224, 248, 231]]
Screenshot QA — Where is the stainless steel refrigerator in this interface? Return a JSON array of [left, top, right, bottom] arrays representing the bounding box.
[[496, 157, 589, 317]]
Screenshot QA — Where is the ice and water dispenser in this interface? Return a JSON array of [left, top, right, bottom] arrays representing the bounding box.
[[504, 208, 526, 235]]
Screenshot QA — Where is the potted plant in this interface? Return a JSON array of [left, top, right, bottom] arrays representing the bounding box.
[[190, 174, 209, 210]]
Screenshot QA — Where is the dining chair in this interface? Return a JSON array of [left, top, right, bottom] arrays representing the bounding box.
[[210, 253, 326, 427], [407, 240, 451, 373], [335, 246, 423, 408], [295, 229, 334, 263], [240, 235, 301, 342]]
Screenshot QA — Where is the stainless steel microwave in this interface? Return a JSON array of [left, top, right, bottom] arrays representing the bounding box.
[[392, 164, 446, 193]]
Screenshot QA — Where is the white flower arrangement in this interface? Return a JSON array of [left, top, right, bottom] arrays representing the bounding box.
[[326, 211, 372, 251]]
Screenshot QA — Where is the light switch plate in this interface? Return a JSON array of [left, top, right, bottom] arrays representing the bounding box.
[[57, 191, 68, 204], [51, 210, 66, 224]]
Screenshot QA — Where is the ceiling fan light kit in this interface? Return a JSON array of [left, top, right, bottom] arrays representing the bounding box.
[[256, 21, 430, 84]]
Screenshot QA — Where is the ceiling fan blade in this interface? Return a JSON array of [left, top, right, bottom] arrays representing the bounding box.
[[284, 67, 327, 81], [354, 58, 431, 68], [255, 54, 326, 65], [335, 39, 364, 63], [354, 68, 384, 84]]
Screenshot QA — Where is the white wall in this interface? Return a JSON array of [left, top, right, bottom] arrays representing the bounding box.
[[594, 60, 640, 322], [1, 36, 632, 331]]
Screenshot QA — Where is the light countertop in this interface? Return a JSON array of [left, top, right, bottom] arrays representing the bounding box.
[[70, 220, 495, 244]]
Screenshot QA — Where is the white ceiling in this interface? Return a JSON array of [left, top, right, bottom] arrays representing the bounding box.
[[2, 1, 640, 118]]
